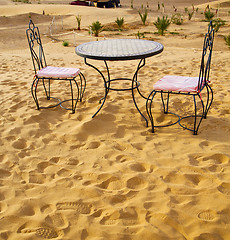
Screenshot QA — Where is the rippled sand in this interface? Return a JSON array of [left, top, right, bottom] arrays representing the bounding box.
[[0, 0, 230, 239]]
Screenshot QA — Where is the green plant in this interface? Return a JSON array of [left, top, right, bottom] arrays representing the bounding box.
[[115, 17, 124, 30], [76, 15, 81, 30], [204, 9, 215, 21], [224, 34, 230, 48], [169, 31, 179, 35], [136, 31, 145, 39], [131, 0, 133, 8], [13, 0, 31, 3], [90, 21, 103, 37], [212, 18, 225, 32], [158, 2, 160, 10], [138, 8, 148, 25], [192, 4, 198, 12], [185, 7, 194, 20], [153, 16, 171, 35], [162, 3, 165, 13], [171, 13, 183, 25], [62, 41, 69, 47]]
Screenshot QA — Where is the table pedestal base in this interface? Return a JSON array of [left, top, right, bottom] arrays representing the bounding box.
[[85, 58, 148, 127]]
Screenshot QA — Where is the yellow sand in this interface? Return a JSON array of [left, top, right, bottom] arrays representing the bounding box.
[[0, 0, 230, 239]]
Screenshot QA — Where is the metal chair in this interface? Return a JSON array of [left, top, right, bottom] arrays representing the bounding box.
[[146, 21, 214, 135], [26, 20, 86, 113]]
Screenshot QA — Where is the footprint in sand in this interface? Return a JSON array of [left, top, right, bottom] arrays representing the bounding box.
[[12, 138, 27, 150], [18, 222, 62, 239], [194, 232, 222, 240], [219, 209, 230, 224], [90, 209, 103, 218], [41, 204, 54, 215], [131, 143, 145, 151], [217, 182, 230, 195], [28, 172, 47, 184], [202, 153, 230, 165], [198, 210, 217, 221], [56, 201, 92, 214], [126, 176, 148, 190], [57, 168, 72, 177], [0, 169, 11, 179], [17, 205, 35, 217], [99, 214, 119, 226], [34, 227, 59, 239], [115, 154, 133, 163], [100, 207, 139, 226], [45, 212, 69, 229], [85, 141, 101, 149], [108, 194, 126, 205], [112, 125, 126, 138], [37, 161, 52, 173], [199, 140, 209, 148], [49, 157, 60, 164], [97, 176, 126, 191], [128, 162, 149, 172]]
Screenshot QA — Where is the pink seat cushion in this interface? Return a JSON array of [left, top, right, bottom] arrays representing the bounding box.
[[37, 66, 80, 78], [153, 75, 200, 92]]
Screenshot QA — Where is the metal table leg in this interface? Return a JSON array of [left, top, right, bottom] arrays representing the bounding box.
[[84, 58, 148, 126]]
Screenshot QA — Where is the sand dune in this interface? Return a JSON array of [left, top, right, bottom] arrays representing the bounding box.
[[0, 0, 230, 239]]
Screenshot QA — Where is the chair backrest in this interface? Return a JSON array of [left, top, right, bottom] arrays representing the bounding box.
[[26, 20, 47, 74], [198, 21, 215, 91]]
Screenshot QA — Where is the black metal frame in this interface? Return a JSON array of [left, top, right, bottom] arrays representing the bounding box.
[[26, 20, 86, 113], [146, 21, 214, 135], [84, 57, 148, 126]]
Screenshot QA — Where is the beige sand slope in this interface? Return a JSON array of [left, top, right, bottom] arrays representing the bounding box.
[[0, 0, 230, 239]]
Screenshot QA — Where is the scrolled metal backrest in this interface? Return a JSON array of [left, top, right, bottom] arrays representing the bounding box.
[[198, 21, 215, 91], [26, 20, 47, 74]]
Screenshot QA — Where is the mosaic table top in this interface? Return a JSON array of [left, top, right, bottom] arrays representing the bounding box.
[[76, 39, 164, 61]]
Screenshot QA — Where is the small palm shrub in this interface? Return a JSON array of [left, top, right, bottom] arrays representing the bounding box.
[[154, 16, 171, 35], [157, 2, 160, 10], [162, 3, 165, 13], [62, 41, 69, 47], [136, 31, 145, 39], [76, 15, 81, 30], [224, 34, 230, 49], [115, 17, 124, 30], [90, 21, 103, 37], [212, 18, 225, 32], [204, 9, 215, 21], [138, 8, 148, 25], [185, 7, 194, 20], [171, 13, 183, 25]]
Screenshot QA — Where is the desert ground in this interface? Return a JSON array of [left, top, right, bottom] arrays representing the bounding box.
[[0, 0, 230, 239]]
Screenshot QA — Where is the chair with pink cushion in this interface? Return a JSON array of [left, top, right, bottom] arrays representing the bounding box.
[[26, 20, 86, 113], [146, 21, 214, 135]]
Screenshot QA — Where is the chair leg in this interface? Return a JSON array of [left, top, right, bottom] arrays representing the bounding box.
[[70, 79, 80, 114], [204, 84, 213, 119], [193, 94, 205, 135], [79, 72, 86, 102], [160, 91, 170, 113], [42, 79, 51, 100], [69, 80, 74, 114], [146, 90, 157, 133], [31, 77, 40, 110]]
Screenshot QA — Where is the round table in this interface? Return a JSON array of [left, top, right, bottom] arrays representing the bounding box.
[[75, 39, 164, 125]]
